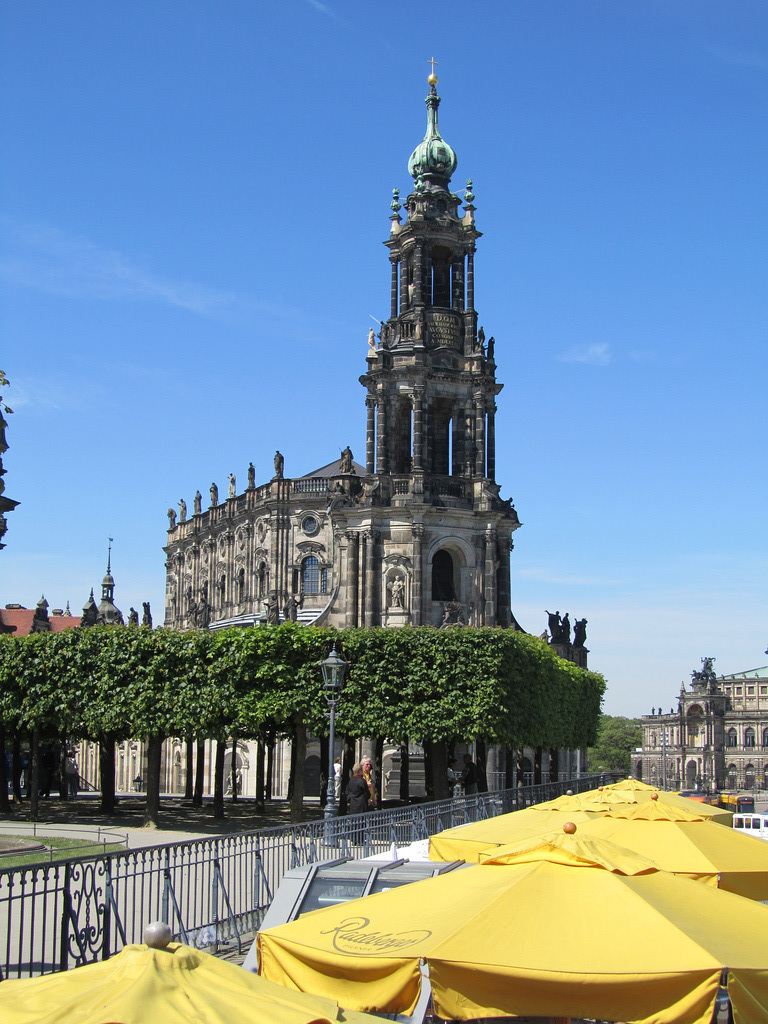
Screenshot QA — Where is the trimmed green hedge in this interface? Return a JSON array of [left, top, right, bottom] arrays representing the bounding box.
[[0, 624, 604, 749]]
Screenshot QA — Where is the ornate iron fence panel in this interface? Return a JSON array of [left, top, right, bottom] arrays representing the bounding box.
[[0, 775, 604, 980]]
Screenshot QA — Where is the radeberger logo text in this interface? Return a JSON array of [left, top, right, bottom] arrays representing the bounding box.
[[320, 917, 432, 955]]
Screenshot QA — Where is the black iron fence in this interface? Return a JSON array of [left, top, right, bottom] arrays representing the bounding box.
[[0, 775, 604, 980]]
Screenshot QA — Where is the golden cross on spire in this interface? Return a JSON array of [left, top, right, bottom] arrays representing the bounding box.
[[428, 57, 438, 77]]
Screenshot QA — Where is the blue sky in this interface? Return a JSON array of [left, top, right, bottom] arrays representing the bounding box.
[[1, 1, 766, 716]]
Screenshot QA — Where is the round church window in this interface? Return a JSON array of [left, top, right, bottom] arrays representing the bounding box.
[[303, 516, 318, 535]]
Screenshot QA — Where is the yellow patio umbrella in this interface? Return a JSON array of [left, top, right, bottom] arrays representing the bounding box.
[[539, 786, 733, 825], [0, 925, 381, 1024], [258, 829, 768, 1024], [560, 799, 768, 899]]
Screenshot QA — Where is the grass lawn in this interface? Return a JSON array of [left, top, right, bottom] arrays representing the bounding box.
[[0, 835, 125, 869]]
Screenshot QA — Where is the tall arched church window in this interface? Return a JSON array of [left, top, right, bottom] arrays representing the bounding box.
[[432, 549, 456, 601], [727, 728, 738, 748], [302, 556, 320, 595], [745, 728, 756, 748], [762, 728, 768, 749]]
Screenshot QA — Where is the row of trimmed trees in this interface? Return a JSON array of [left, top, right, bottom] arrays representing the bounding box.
[[0, 624, 605, 824]]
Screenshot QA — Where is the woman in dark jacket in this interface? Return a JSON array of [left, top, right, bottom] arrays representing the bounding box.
[[346, 763, 370, 814]]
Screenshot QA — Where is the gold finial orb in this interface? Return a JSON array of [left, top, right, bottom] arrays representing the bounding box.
[[428, 72, 438, 86]]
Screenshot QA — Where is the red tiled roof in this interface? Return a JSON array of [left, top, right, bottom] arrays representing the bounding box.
[[0, 609, 81, 635]]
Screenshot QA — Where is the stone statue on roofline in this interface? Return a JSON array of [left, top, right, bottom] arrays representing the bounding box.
[[193, 490, 202, 514], [273, 451, 284, 479], [339, 446, 353, 474]]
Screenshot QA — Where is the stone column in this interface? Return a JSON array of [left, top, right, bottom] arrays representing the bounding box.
[[496, 535, 512, 629], [464, 402, 474, 477], [376, 388, 388, 474], [413, 243, 424, 307], [412, 385, 425, 471], [454, 256, 465, 311], [484, 524, 497, 626], [400, 255, 409, 312], [363, 530, 377, 627], [466, 246, 475, 310], [474, 391, 486, 477], [412, 524, 424, 625], [365, 396, 376, 474], [390, 256, 398, 318], [345, 531, 359, 629], [422, 245, 431, 306], [487, 401, 496, 483]]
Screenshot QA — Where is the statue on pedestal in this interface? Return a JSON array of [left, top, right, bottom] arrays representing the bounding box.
[[193, 490, 202, 515], [228, 473, 236, 498], [210, 482, 218, 507], [179, 498, 187, 523], [274, 451, 284, 479], [339, 446, 353, 474]]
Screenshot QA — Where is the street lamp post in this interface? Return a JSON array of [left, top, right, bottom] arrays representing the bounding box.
[[320, 644, 347, 825]]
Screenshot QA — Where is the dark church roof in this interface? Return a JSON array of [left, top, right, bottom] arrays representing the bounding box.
[[300, 459, 366, 479]]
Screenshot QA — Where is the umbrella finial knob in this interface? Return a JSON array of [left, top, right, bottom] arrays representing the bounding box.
[[651, 792, 659, 801], [563, 822, 577, 834], [144, 921, 173, 949], [566, 789, 573, 796]]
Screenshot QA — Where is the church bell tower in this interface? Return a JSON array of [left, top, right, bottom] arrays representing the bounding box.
[[343, 68, 521, 628]]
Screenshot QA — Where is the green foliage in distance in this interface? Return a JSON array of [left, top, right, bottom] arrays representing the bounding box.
[[587, 714, 642, 774], [0, 625, 605, 751]]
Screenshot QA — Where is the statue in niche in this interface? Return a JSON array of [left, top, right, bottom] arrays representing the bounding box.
[[193, 490, 202, 515], [339, 446, 353, 474], [274, 451, 284, 479], [574, 618, 588, 647], [413, 320, 422, 340], [228, 473, 236, 498], [247, 462, 255, 489], [283, 594, 301, 622], [142, 602, 153, 628], [388, 574, 405, 609], [128, 607, 139, 627], [167, 507, 177, 528], [179, 498, 187, 523], [266, 592, 280, 625], [210, 482, 219, 507], [368, 327, 376, 353]]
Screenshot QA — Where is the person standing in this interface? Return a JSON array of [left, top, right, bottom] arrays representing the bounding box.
[[64, 750, 79, 799], [333, 757, 342, 801], [461, 753, 478, 795], [346, 764, 370, 815], [361, 756, 377, 809]]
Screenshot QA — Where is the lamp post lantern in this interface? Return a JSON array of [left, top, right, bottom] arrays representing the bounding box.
[[320, 644, 347, 822]]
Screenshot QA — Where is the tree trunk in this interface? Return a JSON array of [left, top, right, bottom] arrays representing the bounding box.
[[431, 738, 450, 801], [230, 737, 238, 802], [58, 741, 67, 800], [213, 740, 225, 820], [184, 736, 194, 800], [255, 733, 265, 812], [0, 724, 10, 814], [375, 736, 384, 805], [423, 740, 434, 801], [549, 747, 560, 784], [28, 729, 40, 821], [534, 746, 542, 786], [12, 735, 23, 803], [289, 721, 306, 823], [475, 737, 488, 792], [339, 735, 354, 815], [99, 733, 117, 814], [398, 737, 410, 805], [516, 747, 525, 787], [193, 738, 205, 806], [144, 735, 163, 828], [265, 736, 274, 802], [319, 734, 329, 809]]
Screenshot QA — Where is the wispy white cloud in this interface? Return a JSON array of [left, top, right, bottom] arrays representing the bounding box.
[[0, 222, 238, 317], [304, 0, 350, 27], [557, 342, 611, 366], [629, 349, 658, 364]]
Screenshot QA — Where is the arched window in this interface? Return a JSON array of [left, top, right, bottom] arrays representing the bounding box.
[[745, 765, 756, 788], [727, 728, 738, 748], [762, 729, 768, 749], [745, 728, 756, 748], [432, 549, 455, 601], [302, 556, 320, 594], [727, 765, 738, 788]]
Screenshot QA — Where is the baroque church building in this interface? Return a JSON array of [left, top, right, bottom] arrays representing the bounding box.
[[164, 72, 521, 632]]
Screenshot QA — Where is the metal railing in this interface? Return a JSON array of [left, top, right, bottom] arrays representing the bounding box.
[[0, 775, 604, 980]]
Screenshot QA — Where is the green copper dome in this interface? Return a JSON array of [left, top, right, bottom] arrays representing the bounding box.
[[407, 79, 457, 185]]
